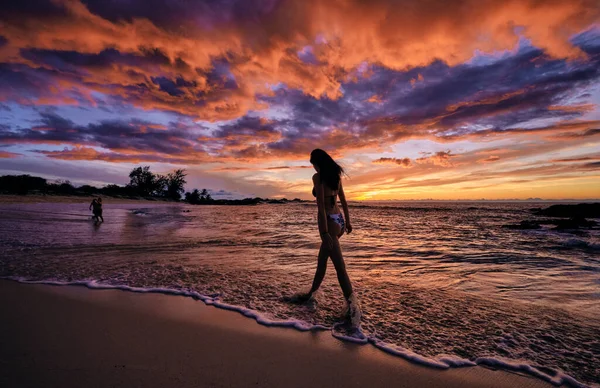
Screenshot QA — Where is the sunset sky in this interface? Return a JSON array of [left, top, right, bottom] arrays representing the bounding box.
[[1, 0, 599, 200]]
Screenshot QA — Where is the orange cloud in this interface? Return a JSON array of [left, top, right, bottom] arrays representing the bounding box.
[[410, 73, 424, 87], [1, 0, 598, 120], [548, 104, 596, 113], [0, 151, 21, 158], [367, 95, 382, 103], [416, 151, 455, 167]]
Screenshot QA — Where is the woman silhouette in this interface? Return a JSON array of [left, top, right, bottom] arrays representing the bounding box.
[[296, 149, 361, 326]]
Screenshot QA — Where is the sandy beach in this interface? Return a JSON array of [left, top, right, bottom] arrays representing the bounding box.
[[0, 280, 554, 388], [0, 194, 173, 205]]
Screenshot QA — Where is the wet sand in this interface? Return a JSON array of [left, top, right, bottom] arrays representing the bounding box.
[[0, 280, 554, 388]]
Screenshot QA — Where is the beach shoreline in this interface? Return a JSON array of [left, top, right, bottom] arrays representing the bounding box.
[[0, 194, 311, 206], [0, 194, 178, 205], [0, 280, 556, 388]]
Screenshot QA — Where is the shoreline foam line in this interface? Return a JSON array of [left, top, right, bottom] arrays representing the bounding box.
[[1, 276, 590, 388]]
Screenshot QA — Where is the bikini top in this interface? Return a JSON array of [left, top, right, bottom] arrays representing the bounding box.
[[312, 187, 338, 208]]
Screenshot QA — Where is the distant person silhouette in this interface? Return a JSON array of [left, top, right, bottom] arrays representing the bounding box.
[[89, 197, 104, 222], [295, 149, 361, 327]]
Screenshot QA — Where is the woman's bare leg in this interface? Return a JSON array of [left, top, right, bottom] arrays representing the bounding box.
[[329, 236, 353, 299], [309, 243, 329, 294], [328, 222, 360, 326], [326, 218, 353, 299]]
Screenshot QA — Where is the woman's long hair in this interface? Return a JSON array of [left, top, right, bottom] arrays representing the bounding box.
[[310, 149, 345, 190]]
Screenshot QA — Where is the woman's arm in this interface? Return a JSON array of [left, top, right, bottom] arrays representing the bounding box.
[[313, 174, 328, 235], [338, 181, 352, 233], [313, 174, 334, 249]]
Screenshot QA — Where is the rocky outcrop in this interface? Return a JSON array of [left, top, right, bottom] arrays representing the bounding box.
[[552, 217, 597, 230], [533, 203, 600, 218], [504, 204, 600, 232]]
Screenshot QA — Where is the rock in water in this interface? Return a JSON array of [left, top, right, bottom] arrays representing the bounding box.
[[553, 217, 598, 230], [533, 203, 600, 218]]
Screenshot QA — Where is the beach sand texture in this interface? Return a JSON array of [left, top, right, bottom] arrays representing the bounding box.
[[0, 280, 554, 388]]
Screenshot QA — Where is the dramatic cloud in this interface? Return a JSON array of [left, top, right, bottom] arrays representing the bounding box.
[[1, 0, 599, 114], [0, 0, 599, 198], [0, 111, 214, 164]]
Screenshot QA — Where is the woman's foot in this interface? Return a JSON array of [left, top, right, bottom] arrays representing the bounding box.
[[296, 292, 313, 302], [344, 293, 362, 327]]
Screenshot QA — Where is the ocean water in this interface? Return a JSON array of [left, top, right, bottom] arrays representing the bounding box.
[[1, 201, 599, 387]]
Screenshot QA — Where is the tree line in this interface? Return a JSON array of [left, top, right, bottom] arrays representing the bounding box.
[[127, 166, 187, 200], [0, 166, 214, 203]]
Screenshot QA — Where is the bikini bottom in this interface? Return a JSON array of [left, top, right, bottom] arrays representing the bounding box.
[[328, 213, 345, 230]]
